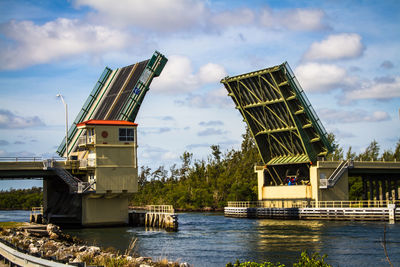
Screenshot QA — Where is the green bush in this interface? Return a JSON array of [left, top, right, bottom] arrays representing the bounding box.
[[226, 251, 331, 267]]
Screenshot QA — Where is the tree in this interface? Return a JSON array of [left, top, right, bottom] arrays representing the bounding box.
[[346, 146, 356, 160], [394, 139, 400, 160], [326, 133, 343, 160], [357, 140, 380, 161], [381, 150, 394, 161]]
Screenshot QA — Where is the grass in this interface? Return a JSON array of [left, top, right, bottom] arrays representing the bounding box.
[[0, 221, 30, 229]]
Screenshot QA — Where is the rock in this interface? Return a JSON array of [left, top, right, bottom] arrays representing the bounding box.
[[72, 256, 82, 263], [136, 257, 146, 263], [49, 233, 59, 240], [139, 264, 152, 267], [180, 263, 190, 267], [88, 246, 101, 255], [28, 243, 38, 254], [78, 245, 87, 252], [58, 252, 74, 261], [46, 224, 60, 235]]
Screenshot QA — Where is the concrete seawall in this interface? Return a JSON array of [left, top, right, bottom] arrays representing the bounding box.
[[224, 206, 399, 221]]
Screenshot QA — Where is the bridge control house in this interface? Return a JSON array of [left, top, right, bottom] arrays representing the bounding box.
[[74, 120, 138, 226]]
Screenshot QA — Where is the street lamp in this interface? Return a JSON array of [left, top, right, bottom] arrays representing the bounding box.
[[56, 94, 69, 160]]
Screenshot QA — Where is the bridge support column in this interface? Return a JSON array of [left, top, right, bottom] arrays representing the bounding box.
[[375, 178, 380, 200], [388, 177, 393, 200], [362, 177, 367, 200], [382, 178, 386, 200], [43, 179, 48, 218], [369, 176, 374, 201]]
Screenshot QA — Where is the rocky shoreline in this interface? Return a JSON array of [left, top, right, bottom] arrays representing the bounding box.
[[0, 223, 189, 267]]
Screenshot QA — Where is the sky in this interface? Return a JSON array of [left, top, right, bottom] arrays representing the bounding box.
[[0, 0, 399, 189]]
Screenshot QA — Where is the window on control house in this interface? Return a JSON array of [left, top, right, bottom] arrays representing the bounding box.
[[119, 128, 134, 141]]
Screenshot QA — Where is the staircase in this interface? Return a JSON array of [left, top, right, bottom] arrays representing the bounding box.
[[320, 160, 353, 189], [43, 160, 91, 193]]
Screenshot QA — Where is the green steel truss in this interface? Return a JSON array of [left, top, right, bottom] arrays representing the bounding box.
[[221, 62, 332, 166], [57, 51, 167, 157]]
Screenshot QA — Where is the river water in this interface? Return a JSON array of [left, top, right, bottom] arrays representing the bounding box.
[[1, 210, 399, 266]]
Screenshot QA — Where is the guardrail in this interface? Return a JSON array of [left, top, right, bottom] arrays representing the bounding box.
[[0, 157, 65, 162], [227, 200, 305, 208], [146, 205, 175, 214], [78, 135, 95, 146], [308, 200, 399, 208], [30, 206, 43, 215], [0, 239, 70, 267], [79, 158, 95, 168], [227, 200, 400, 209], [0, 157, 42, 162]]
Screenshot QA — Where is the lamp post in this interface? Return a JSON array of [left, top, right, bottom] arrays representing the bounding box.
[[56, 94, 69, 160]]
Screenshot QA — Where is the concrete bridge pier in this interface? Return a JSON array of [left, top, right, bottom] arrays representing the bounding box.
[[362, 175, 400, 201]]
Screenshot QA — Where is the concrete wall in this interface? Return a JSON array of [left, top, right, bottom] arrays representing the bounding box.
[[310, 162, 349, 201], [82, 195, 129, 226], [262, 184, 312, 200], [79, 124, 138, 194], [256, 161, 349, 202]]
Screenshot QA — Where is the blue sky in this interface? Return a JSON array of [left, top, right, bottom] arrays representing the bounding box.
[[0, 0, 399, 189]]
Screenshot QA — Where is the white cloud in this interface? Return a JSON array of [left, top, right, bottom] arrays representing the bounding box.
[[0, 149, 36, 157], [295, 63, 354, 92], [197, 128, 227, 136], [75, 0, 207, 31], [177, 87, 233, 108], [151, 55, 227, 94], [139, 144, 178, 162], [211, 8, 255, 28], [0, 18, 131, 70], [76, 0, 327, 32], [260, 8, 327, 31], [345, 76, 400, 100], [0, 109, 45, 129], [199, 120, 224, 126], [161, 151, 178, 160], [318, 109, 390, 124], [303, 33, 364, 61]]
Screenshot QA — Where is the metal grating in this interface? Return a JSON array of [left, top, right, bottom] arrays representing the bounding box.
[[221, 62, 332, 166]]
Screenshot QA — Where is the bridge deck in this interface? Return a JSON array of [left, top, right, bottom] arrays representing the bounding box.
[[317, 160, 400, 174], [0, 160, 68, 179]]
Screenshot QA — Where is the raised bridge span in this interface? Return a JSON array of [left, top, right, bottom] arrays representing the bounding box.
[[221, 62, 400, 203], [0, 52, 167, 227]]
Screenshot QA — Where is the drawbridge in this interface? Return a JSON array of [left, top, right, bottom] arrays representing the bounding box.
[[222, 62, 400, 204], [57, 51, 167, 157], [221, 62, 332, 185], [0, 51, 167, 226]]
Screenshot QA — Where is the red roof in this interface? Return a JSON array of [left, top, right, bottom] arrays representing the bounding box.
[[77, 120, 138, 127]]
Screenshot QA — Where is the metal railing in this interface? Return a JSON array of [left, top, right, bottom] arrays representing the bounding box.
[[79, 158, 96, 168], [308, 200, 399, 208], [0, 240, 69, 267], [30, 206, 43, 217], [0, 157, 42, 162], [146, 205, 175, 214], [78, 135, 95, 146], [227, 200, 305, 208], [227, 200, 400, 209]]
